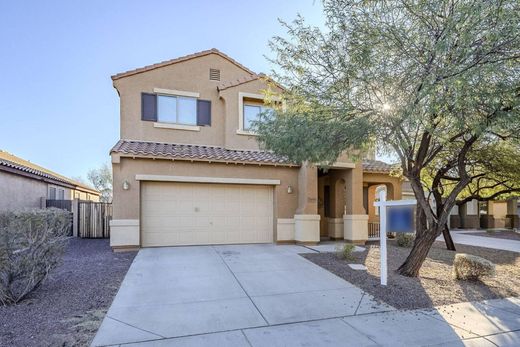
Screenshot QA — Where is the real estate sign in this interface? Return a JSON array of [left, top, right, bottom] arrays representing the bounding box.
[[387, 206, 415, 233], [374, 192, 417, 286]]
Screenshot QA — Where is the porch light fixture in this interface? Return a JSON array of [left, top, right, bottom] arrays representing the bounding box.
[[287, 185, 293, 194], [122, 180, 130, 190]]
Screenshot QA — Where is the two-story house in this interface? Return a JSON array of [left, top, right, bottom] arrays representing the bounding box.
[[109, 49, 402, 250]]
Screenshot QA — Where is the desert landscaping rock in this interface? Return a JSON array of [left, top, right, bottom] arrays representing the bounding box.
[[0, 238, 136, 347], [348, 264, 367, 270], [302, 240, 520, 310]]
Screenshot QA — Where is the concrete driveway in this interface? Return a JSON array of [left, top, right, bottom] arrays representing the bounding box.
[[437, 229, 520, 253], [92, 244, 392, 346], [92, 244, 520, 346]]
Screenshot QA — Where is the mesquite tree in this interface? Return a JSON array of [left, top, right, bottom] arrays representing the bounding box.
[[255, 0, 520, 276]]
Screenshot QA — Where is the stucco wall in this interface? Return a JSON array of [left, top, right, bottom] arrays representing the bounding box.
[[219, 79, 283, 151], [112, 157, 300, 221], [115, 54, 254, 146], [0, 172, 47, 211]]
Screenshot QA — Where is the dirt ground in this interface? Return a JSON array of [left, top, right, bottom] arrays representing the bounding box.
[[0, 238, 136, 347], [302, 240, 520, 310]]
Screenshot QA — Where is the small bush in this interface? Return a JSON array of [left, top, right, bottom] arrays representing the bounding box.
[[396, 233, 415, 247], [0, 208, 71, 305], [335, 243, 356, 260], [453, 253, 496, 281]]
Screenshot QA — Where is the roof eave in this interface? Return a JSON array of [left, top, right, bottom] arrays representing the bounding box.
[[114, 152, 298, 168], [111, 48, 256, 81]]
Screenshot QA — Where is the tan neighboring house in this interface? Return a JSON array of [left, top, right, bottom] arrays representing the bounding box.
[[109, 48, 401, 250], [0, 150, 100, 211], [450, 199, 519, 230], [400, 178, 519, 230]]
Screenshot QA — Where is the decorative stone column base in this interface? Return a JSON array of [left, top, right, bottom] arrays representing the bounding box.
[[110, 219, 140, 250], [277, 218, 295, 242], [343, 214, 368, 245], [480, 215, 495, 229], [461, 215, 480, 229], [328, 218, 344, 240], [449, 215, 461, 229], [507, 214, 519, 229], [294, 214, 321, 245]]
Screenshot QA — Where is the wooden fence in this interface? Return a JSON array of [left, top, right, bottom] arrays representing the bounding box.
[[76, 201, 112, 238], [46, 199, 72, 211]]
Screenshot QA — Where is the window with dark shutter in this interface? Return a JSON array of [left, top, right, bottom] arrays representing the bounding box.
[[141, 93, 157, 121], [196, 100, 211, 126]]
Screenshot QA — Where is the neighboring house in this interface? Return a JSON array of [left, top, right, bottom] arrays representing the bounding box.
[[450, 199, 519, 230], [400, 176, 519, 230], [0, 150, 100, 211], [109, 48, 401, 250]]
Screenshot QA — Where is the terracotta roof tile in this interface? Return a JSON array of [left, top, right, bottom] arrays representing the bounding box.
[[217, 74, 264, 91], [111, 48, 255, 81], [111, 140, 295, 166], [362, 159, 396, 173], [111, 141, 397, 173], [218, 73, 285, 92], [0, 151, 99, 193]]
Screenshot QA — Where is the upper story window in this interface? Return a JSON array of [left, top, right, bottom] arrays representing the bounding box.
[[238, 92, 278, 135], [58, 188, 65, 200], [157, 95, 197, 125], [142, 90, 211, 128], [243, 104, 272, 131]]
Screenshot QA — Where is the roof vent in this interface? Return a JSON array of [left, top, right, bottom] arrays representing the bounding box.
[[209, 68, 220, 81]]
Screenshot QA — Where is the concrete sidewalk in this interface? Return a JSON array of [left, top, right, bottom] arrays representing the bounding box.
[[437, 229, 520, 253], [92, 244, 520, 346]]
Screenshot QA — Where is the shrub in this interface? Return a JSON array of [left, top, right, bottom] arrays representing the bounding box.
[[0, 208, 71, 305], [453, 253, 496, 281], [396, 233, 415, 247], [335, 243, 356, 260]]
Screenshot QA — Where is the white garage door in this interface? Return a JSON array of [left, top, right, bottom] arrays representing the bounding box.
[[141, 181, 274, 247]]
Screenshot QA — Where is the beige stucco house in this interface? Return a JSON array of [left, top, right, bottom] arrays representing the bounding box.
[[449, 199, 519, 230], [0, 150, 100, 211], [109, 49, 401, 250]]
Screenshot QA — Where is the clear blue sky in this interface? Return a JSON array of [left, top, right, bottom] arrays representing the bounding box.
[[0, 0, 325, 179]]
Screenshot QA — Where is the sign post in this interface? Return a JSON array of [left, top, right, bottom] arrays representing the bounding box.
[[374, 191, 416, 286], [379, 190, 388, 285]]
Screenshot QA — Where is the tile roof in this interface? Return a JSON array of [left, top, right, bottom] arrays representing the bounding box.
[[0, 150, 99, 193], [217, 73, 284, 92], [111, 141, 396, 174], [111, 48, 255, 81], [217, 73, 265, 91], [111, 140, 294, 166], [362, 159, 396, 173]]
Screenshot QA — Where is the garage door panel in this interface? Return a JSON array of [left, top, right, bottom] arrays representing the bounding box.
[[141, 182, 273, 247]]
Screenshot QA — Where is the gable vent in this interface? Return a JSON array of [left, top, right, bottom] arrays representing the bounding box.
[[209, 68, 220, 81]]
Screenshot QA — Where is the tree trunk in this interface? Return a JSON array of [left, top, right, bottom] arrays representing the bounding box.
[[397, 206, 439, 277], [442, 223, 456, 251], [397, 227, 439, 277]]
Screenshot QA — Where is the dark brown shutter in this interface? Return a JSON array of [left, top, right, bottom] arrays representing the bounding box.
[[141, 93, 157, 121], [197, 100, 211, 126]]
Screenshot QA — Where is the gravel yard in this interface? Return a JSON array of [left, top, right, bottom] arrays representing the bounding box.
[[465, 230, 520, 241], [0, 238, 136, 347], [302, 240, 520, 310]]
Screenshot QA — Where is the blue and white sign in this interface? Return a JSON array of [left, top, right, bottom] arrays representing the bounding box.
[[387, 206, 415, 233], [374, 192, 417, 286]]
